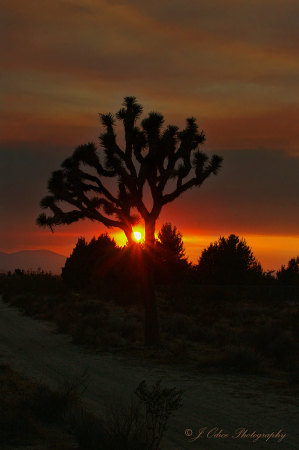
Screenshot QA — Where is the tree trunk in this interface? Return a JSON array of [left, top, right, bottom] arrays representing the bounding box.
[[123, 226, 134, 246], [143, 217, 161, 347]]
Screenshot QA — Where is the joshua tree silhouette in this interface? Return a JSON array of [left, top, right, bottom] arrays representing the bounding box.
[[37, 96, 223, 346]]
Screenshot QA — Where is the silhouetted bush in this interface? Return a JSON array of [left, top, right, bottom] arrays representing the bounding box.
[[61, 234, 145, 305], [62, 233, 119, 290], [276, 256, 299, 285], [90, 243, 143, 305], [61, 224, 195, 305], [154, 223, 192, 285], [196, 234, 264, 285]]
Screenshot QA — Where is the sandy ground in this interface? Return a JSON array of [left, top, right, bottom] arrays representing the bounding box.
[[0, 298, 298, 450]]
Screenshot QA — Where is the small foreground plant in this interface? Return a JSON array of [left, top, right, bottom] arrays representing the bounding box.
[[134, 379, 184, 449], [66, 378, 184, 450]]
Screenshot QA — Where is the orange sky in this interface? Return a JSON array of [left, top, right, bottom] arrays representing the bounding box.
[[1, 0, 299, 271]]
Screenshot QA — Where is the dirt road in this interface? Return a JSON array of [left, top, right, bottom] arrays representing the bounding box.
[[0, 298, 298, 450]]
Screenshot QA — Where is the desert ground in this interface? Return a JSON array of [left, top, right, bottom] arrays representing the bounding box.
[[0, 298, 298, 450]]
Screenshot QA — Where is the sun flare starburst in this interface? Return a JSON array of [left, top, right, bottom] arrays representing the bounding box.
[[133, 231, 142, 241]]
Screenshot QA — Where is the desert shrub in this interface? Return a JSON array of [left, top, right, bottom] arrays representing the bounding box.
[[53, 299, 109, 334], [105, 314, 142, 344], [197, 303, 224, 327], [187, 324, 229, 345], [71, 315, 123, 349], [21, 371, 87, 426], [134, 379, 184, 449], [267, 333, 298, 369], [159, 285, 200, 314], [0, 269, 68, 300], [0, 367, 39, 443], [8, 294, 38, 313], [161, 314, 194, 337], [0, 364, 83, 447], [74, 299, 108, 316], [245, 326, 298, 369], [8, 293, 66, 318], [54, 305, 81, 333], [66, 379, 184, 450], [221, 345, 263, 373]]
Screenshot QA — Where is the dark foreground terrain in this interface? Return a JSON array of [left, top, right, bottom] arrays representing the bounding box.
[[0, 298, 298, 450]]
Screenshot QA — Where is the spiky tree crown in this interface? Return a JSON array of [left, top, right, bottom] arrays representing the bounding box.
[[37, 96, 223, 240]]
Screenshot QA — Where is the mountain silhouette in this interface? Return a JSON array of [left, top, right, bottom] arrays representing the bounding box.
[[0, 250, 67, 275]]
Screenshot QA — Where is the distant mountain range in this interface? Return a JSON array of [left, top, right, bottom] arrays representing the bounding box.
[[0, 250, 67, 275]]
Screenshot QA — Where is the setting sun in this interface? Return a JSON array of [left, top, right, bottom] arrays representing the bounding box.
[[133, 231, 142, 241]]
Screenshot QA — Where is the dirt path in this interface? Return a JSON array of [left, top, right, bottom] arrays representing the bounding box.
[[0, 298, 298, 450]]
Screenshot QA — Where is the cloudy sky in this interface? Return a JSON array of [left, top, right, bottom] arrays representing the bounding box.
[[1, 0, 299, 270]]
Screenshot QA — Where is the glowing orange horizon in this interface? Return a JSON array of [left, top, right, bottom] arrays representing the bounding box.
[[107, 229, 299, 271], [3, 226, 299, 273]]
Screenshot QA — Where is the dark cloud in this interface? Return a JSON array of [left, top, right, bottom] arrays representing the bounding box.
[[121, 0, 299, 54], [159, 148, 299, 236], [2, 0, 297, 88]]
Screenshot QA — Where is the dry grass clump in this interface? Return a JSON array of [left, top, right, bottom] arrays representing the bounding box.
[[70, 308, 142, 349], [9, 293, 48, 317], [72, 324, 121, 349], [108, 313, 143, 339], [0, 363, 78, 449]]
